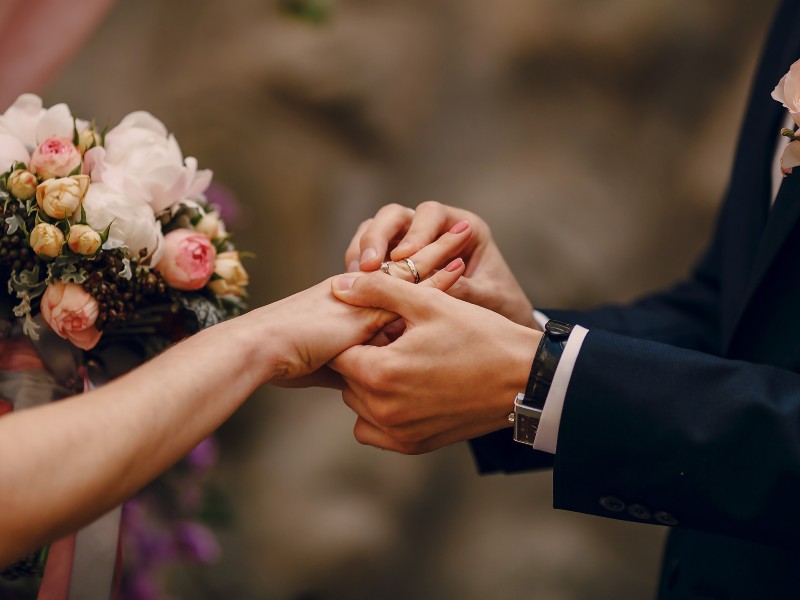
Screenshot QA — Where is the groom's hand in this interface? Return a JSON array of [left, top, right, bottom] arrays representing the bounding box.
[[344, 201, 538, 329], [329, 271, 540, 454]]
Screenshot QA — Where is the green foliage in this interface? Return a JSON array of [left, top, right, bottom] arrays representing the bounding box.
[[279, 0, 330, 24]]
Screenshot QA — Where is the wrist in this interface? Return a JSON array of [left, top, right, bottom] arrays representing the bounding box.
[[494, 325, 542, 431], [512, 319, 573, 446], [228, 308, 285, 386]]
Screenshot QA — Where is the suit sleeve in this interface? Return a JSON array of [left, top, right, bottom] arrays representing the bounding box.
[[553, 328, 800, 549], [469, 239, 724, 473]]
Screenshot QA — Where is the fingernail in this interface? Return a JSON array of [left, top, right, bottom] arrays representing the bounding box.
[[347, 260, 360, 273], [360, 248, 378, 265], [332, 273, 359, 292], [444, 257, 464, 272], [449, 220, 469, 234], [394, 242, 411, 256]]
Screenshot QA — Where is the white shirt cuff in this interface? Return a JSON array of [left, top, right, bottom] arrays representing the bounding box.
[[532, 309, 549, 330], [531, 324, 589, 454]]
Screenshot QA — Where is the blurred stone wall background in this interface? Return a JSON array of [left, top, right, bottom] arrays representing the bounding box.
[[45, 0, 778, 597]]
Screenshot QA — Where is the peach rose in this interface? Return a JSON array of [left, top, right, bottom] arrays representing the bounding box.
[[36, 175, 89, 220], [7, 169, 37, 200], [30, 136, 82, 180], [29, 222, 65, 258], [40, 281, 102, 350], [208, 251, 249, 297], [156, 229, 216, 290], [67, 224, 102, 255]]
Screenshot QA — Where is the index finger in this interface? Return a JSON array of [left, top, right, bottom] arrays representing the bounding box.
[[355, 204, 415, 271]]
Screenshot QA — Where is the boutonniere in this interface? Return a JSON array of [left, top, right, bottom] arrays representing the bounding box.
[[772, 59, 800, 175]]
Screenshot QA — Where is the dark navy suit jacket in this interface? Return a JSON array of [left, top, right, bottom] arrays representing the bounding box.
[[470, 2, 800, 597]]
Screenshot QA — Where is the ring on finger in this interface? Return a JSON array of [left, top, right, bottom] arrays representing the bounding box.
[[403, 257, 420, 284], [380, 261, 392, 275]]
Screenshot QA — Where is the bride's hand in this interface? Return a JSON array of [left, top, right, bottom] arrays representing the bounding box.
[[261, 222, 472, 387], [344, 202, 537, 328]]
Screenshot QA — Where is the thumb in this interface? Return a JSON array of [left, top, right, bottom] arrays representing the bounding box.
[[331, 271, 420, 318]]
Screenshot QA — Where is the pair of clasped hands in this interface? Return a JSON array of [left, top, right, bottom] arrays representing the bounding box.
[[273, 202, 544, 454]]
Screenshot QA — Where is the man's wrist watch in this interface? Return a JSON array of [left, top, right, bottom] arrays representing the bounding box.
[[512, 319, 573, 446]]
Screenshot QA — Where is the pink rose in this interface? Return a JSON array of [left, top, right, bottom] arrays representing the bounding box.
[[30, 136, 82, 180], [156, 229, 216, 291], [40, 281, 102, 350]]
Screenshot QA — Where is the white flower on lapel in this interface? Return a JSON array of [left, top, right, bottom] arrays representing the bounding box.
[[772, 59, 800, 175], [781, 139, 800, 175]]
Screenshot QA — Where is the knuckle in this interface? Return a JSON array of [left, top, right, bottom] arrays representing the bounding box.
[[393, 426, 422, 445], [361, 363, 388, 392], [376, 203, 406, 218], [353, 421, 370, 445], [373, 402, 401, 428], [415, 200, 443, 214]]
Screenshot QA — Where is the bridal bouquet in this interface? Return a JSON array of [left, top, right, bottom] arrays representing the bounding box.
[[0, 95, 246, 596], [0, 94, 248, 351]]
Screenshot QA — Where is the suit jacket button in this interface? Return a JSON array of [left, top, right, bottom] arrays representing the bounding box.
[[627, 504, 652, 520], [654, 511, 678, 526], [599, 496, 625, 512]]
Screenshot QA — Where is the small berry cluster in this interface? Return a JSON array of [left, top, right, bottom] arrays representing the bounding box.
[[79, 250, 170, 331], [0, 201, 37, 274]]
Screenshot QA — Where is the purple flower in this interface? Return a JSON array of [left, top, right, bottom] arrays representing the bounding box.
[[186, 437, 218, 471], [204, 182, 242, 229], [176, 522, 220, 564]]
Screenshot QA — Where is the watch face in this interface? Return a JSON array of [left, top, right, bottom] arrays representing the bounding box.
[[514, 413, 539, 446]]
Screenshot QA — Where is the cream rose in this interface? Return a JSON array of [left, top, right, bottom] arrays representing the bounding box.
[[77, 128, 102, 154], [156, 229, 216, 291], [30, 136, 82, 180], [40, 281, 102, 350], [36, 175, 90, 220], [82, 182, 164, 263], [773, 59, 800, 127], [195, 212, 225, 239], [67, 224, 102, 255], [208, 251, 249, 297], [87, 112, 212, 214], [7, 169, 37, 200], [29, 223, 65, 258]]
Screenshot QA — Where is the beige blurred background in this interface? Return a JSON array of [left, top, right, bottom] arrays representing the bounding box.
[[43, 0, 778, 597]]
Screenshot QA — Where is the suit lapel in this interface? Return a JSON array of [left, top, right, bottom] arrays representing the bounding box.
[[724, 0, 800, 345], [741, 171, 800, 303]]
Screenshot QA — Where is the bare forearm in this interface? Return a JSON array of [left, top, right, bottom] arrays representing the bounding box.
[[0, 312, 274, 565]]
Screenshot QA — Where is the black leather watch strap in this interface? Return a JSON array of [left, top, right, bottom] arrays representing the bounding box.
[[512, 319, 574, 446], [522, 319, 574, 412]]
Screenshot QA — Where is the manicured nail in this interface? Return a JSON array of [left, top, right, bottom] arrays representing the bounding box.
[[360, 248, 378, 265], [332, 273, 359, 291], [347, 260, 360, 273], [449, 220, 469, 234], [444, 257, 464, 272]]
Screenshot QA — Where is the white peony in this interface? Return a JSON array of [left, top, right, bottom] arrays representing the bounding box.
[[82, 182, 165, 265], [87, 111, 212, 214], [0, 133, 29, 174], [0, 94, 82, 150], [773, 60, 800, 128], [0, 94, 87, 172]]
